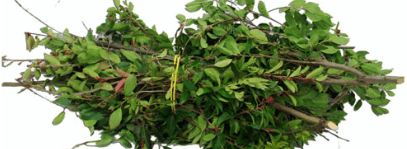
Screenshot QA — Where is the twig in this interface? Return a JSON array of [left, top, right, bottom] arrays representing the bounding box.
[[74, 81, 120, 96], [284, 114, 303, 149], [71, 140, 98, 149], [14, 0, 61, 33], [271, 102, 338, 130], [326, 130, 350, 142], [127, 10, 159, 45], [2, 81, 45, 87]]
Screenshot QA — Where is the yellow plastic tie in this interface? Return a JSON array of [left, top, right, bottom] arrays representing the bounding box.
[[170, 55, 181, 113]]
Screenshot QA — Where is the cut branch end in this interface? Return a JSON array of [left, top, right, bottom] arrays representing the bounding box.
[[398, 77, 404, 84], [325, 121, 338, 130]]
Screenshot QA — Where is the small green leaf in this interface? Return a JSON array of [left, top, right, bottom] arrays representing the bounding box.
[[157, 49, 168, 58], [289, 66, 301, 78], [128, 2, 134, 12], [114, 0, 120, 9], [366, 88, 381, 98], [198, 115, 207, 131], [34, 69, 41, 80], [258, 1, 269, 17], [321, 46, 339, 54], [120, 49, 141, 62], [249, 29, 268, 44], [109, 108, 122, 129], [123, 75, 137, 96], [361, 63, 380, 74], [306, 66, 324, 78], [102, 83, 114, 91], [266, 61, 283, 73], [186, 4, 202, 12], [176, 14, 186, 22], [44, 53, 60, 65], [52, 111, 65, 125], [212, 27, 226, 36], [202, 133, 216, 141], [118, 137, 132, 148], [368, 98, 390, 106], [284, 80, 297, 93], [354, 100, 362, 111], [214, 59, 232, 68], [204, 68, 221, 86], [75, 72, 86, 79], [289, 0, 306, 7], [200, 38, 208, 48], [22, 68, 31, 79], [288, 94, 297, 106]]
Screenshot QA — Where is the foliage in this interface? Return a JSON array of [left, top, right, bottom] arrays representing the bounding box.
[[2, 0, 403, 149]]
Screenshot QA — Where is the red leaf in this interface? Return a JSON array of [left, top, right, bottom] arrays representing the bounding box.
[[115, 78, 127, 93], [116, 67, 130, 77]]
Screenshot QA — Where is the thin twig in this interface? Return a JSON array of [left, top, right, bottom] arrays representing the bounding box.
[[14, 0, 61, 33], [71, 140, 98, 149]]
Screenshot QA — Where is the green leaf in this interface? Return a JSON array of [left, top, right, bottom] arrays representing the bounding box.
[[198, 115, 207, 131], [113, 0, 120, 9], [303, 2, 322, 13], [283, 80, 297, 93], [176, 14, 186, 22], [330, 34, 350, 45], [157, 49, 168, 58], [109, 108, 122, 129], [368, 98, 390, 106], [44, 53, 60, 65], [361, 63, 380, 74], [186, 2, 202, 12], [321, 46, 339, 54], [258, 1, 269, 17], [54, 97, 72, 106], [124, 75, 137, 96], [22, 68, 31, 79], [235, 91, 244, 101], [214, 59, 232, 68], [34, 69, 41, 80], [354, 100, 362, 111], [128, 2, 134, 12], [120, 49, 141, 63], [52, 111, 65, 125], [288, 94, 297, 106], [200, 38, 208, 48], [99, 50, 121, 64], [212, 27, 226, 36], [204, 68, 221, 86], [265, 61, 283, 73], [118, 137, 132, 148], [202, 133, 216, 141], [75, 72, 86, 79], [306, 66, 324, 78], [289, 0, 306, 7], [102, 83, 114, 91], [249, 29, 268, 44], [83, 120, 97, 127], [366, 88, 381, 98], [289, 66, 301, 78]]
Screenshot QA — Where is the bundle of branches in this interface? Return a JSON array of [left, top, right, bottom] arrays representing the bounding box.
[[2, 0, 404, 149]]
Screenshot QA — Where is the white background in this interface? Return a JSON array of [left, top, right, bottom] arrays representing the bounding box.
[[0, 0, 406, 149]]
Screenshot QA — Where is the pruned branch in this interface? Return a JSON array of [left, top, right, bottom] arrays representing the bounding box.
[[271, 102, 338, 130]]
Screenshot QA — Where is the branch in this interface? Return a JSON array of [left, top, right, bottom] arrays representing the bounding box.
[[2, 81, 45, 87], [14, 0, 61, 33], [271, 102, 338, 130]]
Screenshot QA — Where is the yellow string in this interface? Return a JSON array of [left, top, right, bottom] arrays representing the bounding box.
[[170, 55, 181, 113]]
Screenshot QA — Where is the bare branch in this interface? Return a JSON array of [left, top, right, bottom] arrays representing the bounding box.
[[14, 0, 61, 33]]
